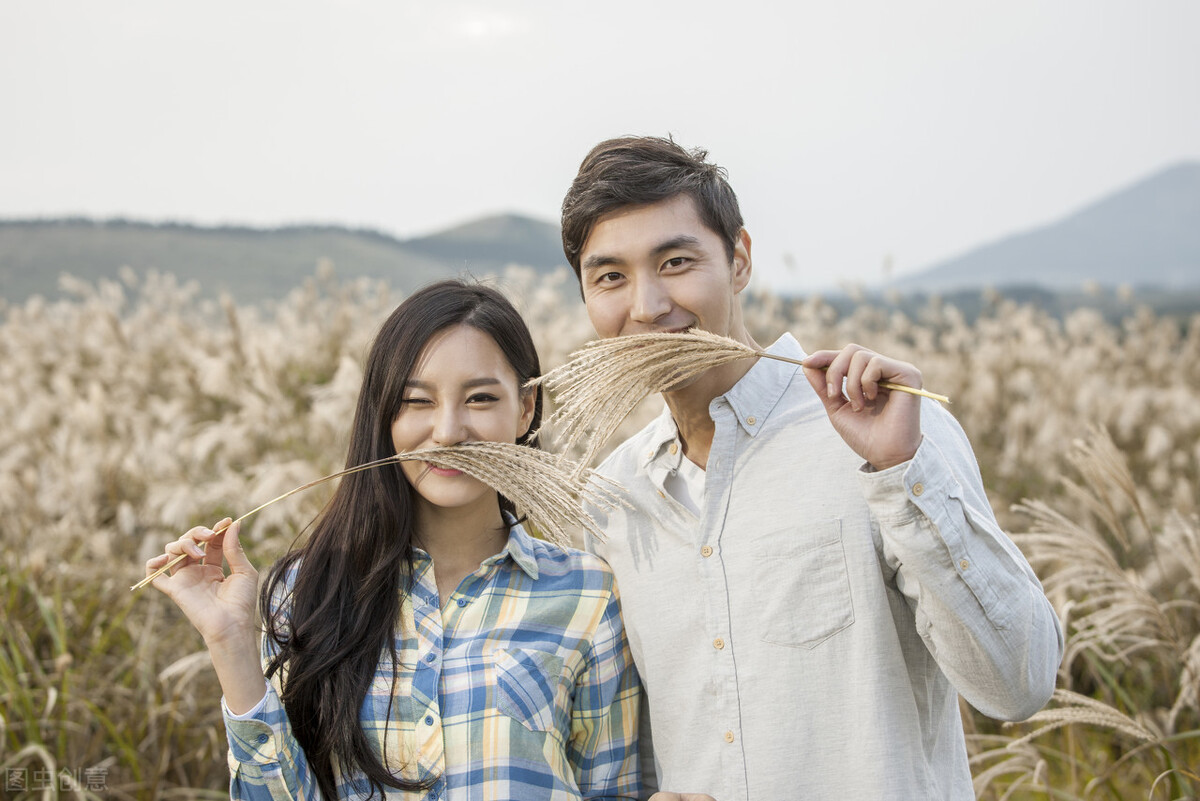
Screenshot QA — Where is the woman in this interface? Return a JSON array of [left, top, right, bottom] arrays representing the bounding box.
[[146, 280, 641, 800]]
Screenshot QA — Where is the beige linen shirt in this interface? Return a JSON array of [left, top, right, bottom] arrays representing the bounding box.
[[586, 334, 1063, 800]]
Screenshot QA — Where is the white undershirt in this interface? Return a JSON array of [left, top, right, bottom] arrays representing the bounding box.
[[663, 448, 705, 517], [223, 681, 271, 720]]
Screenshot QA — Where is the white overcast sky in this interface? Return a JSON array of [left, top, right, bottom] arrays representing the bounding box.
[[2, 1, 1197, 293]]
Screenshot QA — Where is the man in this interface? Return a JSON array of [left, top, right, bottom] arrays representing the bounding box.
[[560, 136, 1064, 800]]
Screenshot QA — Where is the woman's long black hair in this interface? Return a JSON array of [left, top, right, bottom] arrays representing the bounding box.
[[258, 279, 543, 798]]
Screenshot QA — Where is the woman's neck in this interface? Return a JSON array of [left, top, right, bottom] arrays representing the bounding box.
[[414, 498, 510, 602]]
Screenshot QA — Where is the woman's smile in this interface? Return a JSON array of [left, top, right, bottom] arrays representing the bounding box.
[[425, 463, 465, 478]]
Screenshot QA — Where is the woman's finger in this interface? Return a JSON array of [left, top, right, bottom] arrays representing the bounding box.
[[165, 539, 205, 560], [220, 521, 256, 577], [203, 518, 234, 568], [145, 552, 171, 573]]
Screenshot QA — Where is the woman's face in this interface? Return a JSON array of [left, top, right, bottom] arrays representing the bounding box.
[[390, 324, 536, 513]]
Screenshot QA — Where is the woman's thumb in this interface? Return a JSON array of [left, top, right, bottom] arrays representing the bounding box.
[[221, 520, 253, 572]]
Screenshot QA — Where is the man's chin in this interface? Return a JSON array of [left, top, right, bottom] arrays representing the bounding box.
[[662, 371, 703, 394]]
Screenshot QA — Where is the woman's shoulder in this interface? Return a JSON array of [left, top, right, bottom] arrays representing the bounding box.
[[538, 538, 612, 571], [514, 527, 618, 590]]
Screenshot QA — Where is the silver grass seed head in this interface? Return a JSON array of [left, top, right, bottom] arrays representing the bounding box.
[[530, 330, 759, 469]]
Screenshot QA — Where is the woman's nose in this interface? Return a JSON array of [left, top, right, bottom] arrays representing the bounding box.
[[431, 405, 468, 446]]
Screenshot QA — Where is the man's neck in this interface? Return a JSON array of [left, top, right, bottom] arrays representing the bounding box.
[[662, 337, 760, 470]]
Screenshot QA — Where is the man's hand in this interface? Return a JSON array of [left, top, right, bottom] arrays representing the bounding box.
[[648, 794, 717, 801], [802, 344, 923, 471]]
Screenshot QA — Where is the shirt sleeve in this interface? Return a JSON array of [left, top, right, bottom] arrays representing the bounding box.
[[858, 401, 1065, 721], [223, 679, 316, 800], [223, 579, 320, 800], [567, 569, 643, 800], [223, 681, 270, 720]]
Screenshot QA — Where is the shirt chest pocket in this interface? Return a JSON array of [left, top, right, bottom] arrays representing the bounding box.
[[493, 648, 567, 733], [755, 520, 855, 649]]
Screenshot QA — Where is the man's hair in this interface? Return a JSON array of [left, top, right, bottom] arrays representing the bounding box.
[[560, 135, 744, 280]]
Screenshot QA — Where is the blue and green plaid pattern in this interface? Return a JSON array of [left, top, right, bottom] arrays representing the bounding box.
[[224, 524, 642, 800]]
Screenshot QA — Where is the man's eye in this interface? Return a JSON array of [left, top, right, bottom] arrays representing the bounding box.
[[599, 271, 623, 283], [664, 257, 688, 269]]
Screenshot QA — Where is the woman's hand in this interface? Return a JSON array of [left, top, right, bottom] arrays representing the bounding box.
[[145, 518, 269, 713], [145, 518, 259, 649]]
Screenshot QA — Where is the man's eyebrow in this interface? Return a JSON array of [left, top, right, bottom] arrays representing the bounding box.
[[651, 235, 704, 256], [581, 235, 705, 272], [405, 377, 503, 390], [581, 253, 622, 272]]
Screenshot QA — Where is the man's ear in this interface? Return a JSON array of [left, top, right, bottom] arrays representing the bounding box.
[[732, 228, 753, 294]]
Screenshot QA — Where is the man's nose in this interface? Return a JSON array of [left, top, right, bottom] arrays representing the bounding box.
[[629, 276, 671, 324]]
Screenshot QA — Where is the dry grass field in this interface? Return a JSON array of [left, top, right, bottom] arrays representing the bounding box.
[[2, 266, 1197, 799]]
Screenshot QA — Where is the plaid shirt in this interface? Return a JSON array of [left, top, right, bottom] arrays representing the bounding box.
[[223, 523, 642, 800]]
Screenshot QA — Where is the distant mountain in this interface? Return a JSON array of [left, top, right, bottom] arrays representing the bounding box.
[[889, 161, 1200, 292], [6, 161, 1198, 304], [0, 213, 566, 304], [402, 214, 565, 272]]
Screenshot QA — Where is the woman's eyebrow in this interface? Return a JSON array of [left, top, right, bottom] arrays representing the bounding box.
[[405, 377, 503, 390]]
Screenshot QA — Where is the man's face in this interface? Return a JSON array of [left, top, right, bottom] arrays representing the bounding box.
[[577, 194, 751, 341]]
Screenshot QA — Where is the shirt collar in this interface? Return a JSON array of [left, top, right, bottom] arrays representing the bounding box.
[[638, 333, 806, 471], [483, 515, 541, 580], [639, 406, 685, 471], [722, 333, 806, 437], [412, 512, 542, 581]]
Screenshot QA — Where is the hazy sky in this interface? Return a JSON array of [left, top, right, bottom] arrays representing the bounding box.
[[2, 1, 1197, 292]]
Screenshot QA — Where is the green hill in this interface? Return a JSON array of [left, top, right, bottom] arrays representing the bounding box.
[[0, 214, 567, 304]]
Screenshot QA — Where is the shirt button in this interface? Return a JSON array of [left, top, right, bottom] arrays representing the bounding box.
[[912, 482, 925, 496], [425, 652, 436, 663], [959, 559, 970, 570], [713, 638, 725, 650], [700, 545, 713, 558], [256, 734, 269, 745], [669, 442, 678, 455], [724, 730, 735, 743], [456, 597, 467, 607], [425, 715, 435, 726], [746, 415, 756, 425]]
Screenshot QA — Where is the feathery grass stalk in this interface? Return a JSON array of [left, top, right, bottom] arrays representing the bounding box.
[[532, 329, 950, 470], [132, 442, 622, 591], [1004, 689, 1158, 748]]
